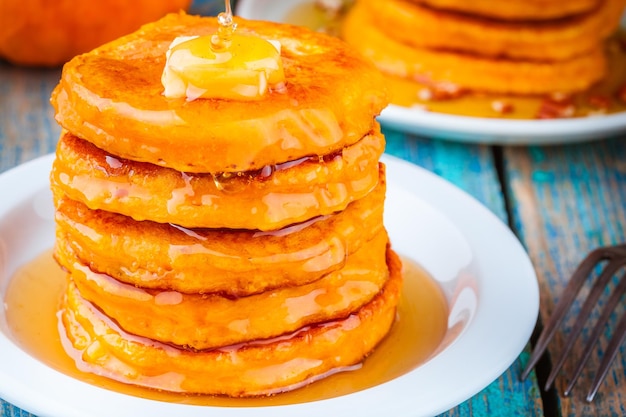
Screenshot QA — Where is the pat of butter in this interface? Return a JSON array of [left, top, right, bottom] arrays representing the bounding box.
[[162, 35, 285, 101]]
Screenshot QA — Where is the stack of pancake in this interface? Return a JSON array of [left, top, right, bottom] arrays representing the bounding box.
[[343, 0, 626, 95], [49, 12, 397, 396]]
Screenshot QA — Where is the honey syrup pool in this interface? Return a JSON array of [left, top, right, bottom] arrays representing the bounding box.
[[4, 249, 449, 406]]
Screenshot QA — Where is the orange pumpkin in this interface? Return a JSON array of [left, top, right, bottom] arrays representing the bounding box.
[[0, 0, 191, 67]]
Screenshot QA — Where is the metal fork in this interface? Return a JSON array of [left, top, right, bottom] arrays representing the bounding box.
[[521, 244, 626, 402]]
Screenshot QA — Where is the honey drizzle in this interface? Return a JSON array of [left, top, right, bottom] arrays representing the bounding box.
[[211, 1, 236, 51], [211, 149, 343, 191], [98, 137, 343, 185], [4, 250, 449, 407]]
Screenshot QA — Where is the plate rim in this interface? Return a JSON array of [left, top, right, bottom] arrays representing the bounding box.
[[380, 105, 626, 145], [0, 153, 539, 417]]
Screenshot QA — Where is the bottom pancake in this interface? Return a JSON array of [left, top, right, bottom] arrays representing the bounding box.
[[59, 249, 402, 397]]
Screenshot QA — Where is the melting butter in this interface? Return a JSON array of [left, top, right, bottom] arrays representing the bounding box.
[[162, 34, 286, 101]]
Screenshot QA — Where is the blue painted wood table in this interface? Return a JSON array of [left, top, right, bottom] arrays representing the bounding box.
[[0, 37, 625, 417]]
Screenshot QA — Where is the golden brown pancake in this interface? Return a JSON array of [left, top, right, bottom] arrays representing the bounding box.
[[51, 129, 384, 230], [53, 174, 386, 296], [362, 0, 624, 61], [342, 3, 607, 94], [59, 249, 402, 396], [407, 0, 601, 20], [63, 231, 390, 350], [51, 12, 388, 174]]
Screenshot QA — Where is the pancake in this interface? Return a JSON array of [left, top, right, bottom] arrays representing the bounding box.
[[342, 3, 607, 95], [407, 0, 601, 20], [361, 0, 624, 61], [50, 12, 388, 174], [63, 230, 389, 350], [59, 248, 402, 396], [51, 128, 384, 230], [53, 173, 386, 296]]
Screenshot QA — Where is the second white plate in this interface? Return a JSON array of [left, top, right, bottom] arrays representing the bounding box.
[[236, 0, 626, 145]]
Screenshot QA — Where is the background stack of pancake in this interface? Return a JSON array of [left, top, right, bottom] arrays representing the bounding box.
[[343, 0, 626, 97], [49, 12, 397, 396]]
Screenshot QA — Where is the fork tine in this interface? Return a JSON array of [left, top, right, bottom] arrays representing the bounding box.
[[521, 248, 609, 380], [564, 270, 626, 396], [544, 260, 625, 390], [586, 309, 626, 402]]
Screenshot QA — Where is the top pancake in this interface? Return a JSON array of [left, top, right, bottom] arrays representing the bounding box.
[[51, 12, 388, 173], [407, 0, 602, 20], [362, 0, 624, 61]]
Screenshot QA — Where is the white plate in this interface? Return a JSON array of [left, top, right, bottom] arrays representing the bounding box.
[[0, 154, 539, 417], [236, 0, 626, 145]]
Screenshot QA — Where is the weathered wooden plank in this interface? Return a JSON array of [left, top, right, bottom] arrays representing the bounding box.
[[504, 137, 626, 417], [0, 63, 61, 174], [384, 129, 507, 220], [0, 402, 33, 417], [384, 128, 544, 417]]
